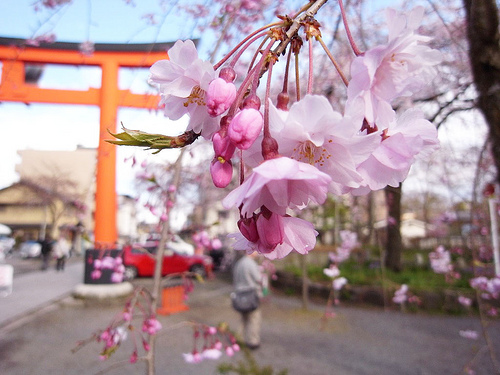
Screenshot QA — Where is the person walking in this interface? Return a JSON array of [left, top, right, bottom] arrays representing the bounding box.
[[53, 235, 70, 271], [232, 252, 263, 350], [39, 235, 54, 271]]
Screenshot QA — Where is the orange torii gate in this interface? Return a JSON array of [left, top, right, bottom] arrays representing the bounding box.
[[0, 37, 172, 246]]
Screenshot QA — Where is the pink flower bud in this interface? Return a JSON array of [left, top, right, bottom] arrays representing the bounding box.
[[225, 346, 234, 357], [238, 216, 259, 243], [228, 108, 263, 150], [212, 132, 236, 160], [256, 211, 284, 251], [219, 66, 236, 82], [210, 158, 233, 188], [206, 78, 237, 117], [129, 351, 138, 363]]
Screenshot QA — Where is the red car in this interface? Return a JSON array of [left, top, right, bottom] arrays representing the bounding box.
[[122, 242, 213, 280]]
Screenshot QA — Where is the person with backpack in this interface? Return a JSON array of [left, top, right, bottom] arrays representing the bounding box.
[[232, 252, 263, 350]]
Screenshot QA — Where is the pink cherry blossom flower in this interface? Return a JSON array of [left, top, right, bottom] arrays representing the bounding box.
[[459, 330, 479, 340], [323, 265, 340, 279], [346, 6, 442, 128], [333, 277, 348, 291], [458, 296, 472, 307], [91, 269, 102, 280], [206, 78, 237, 117], [142, 317, 162, 335], [223, 156, 331, 217], [183, 351, 202, 363], [244, 95, 379, 194], [225, 346, 234, 357], [393, 284, 408, 304], [202, 348, 223, 360], [149, 39, 218, 138], [352, 108, 439, 194], [79, 41, 95, 56], [211, 238, 222, 250], [429, 246, 452, 274], [230, 215, 318, 259], [228, 108, 264, 150], [111, 272, 123, 283]]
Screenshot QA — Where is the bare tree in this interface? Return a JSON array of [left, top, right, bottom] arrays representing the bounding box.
[[463, 0, 500, 185]]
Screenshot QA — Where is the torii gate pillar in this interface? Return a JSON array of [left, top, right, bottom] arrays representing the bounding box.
[[0, 38, 172, 247], [95, 60, 119, 244]]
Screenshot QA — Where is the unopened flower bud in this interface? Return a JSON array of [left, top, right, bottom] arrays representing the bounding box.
[[210, 158, 233, 188], [219, 66, 236, 82], [228, 108, 263, 150], [242, 94, 261, 110], [238, 216, 259, 243], [212, 132, 236, 160], [206, 78, 237, 117], [277, 92, 289, 110], [256, 211, 284, 251]]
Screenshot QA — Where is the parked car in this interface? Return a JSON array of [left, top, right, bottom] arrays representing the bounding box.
[[122, 242, 212, 280], [19, 240, 42, 259], [145, 234, 195, 256]]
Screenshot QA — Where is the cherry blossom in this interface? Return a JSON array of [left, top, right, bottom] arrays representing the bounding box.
[[222, 156, 331, 217], [149, 40, 218, 138], [333, 277, 348, 291], [346, 6, 442, 128], [429, 246, 452, 274], [352, 108, 439, 194], [323, 265, 340, 279], [393, 284, 409, 304], [255, 95, 381, 195]]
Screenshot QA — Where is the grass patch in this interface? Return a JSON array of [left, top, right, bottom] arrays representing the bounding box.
[[283, 259, 472, 292]]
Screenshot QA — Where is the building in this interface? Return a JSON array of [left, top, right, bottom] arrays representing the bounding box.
[[0, 148, 139, 244]]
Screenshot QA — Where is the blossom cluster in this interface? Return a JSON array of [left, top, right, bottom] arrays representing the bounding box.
[[192, 230, 223, 252], [90, 291, 163, 363], [148, 2, 441, 260], [89, 254, 125, 283], [183, 324, 240, 364], [470, 276, 500, 300]]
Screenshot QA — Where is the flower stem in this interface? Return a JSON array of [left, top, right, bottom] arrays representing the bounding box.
[[213, 22, 281, 71], [316, 36, 349, 87], [338, 0, 362, 56]]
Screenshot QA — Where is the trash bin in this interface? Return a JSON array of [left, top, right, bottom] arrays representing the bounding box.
[[84, 249, 123, 284]]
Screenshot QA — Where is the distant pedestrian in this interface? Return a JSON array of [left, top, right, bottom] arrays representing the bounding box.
[[39, 235, 54, 271], [232, 252, 263, 350], [53, 235, 70, 271]]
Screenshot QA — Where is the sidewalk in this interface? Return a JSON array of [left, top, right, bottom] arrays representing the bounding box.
[[0, 260, 84, 329]]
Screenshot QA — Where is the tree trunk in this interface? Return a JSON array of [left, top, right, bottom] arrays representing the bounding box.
[[464, 0, 500, 185], [384, 184, 402, 272]]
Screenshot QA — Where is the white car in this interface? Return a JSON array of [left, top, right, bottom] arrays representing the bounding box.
[[19, 240, 42, 258], [167, 235, 195, 255]]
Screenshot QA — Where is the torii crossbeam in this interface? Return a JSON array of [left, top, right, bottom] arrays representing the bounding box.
[[0, 37, 172, 247]]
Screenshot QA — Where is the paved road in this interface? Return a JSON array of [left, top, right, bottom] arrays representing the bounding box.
[[0, 266, 499, 375]]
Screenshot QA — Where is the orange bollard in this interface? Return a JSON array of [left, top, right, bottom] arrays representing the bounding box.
[[157, 285, 189, 315]]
